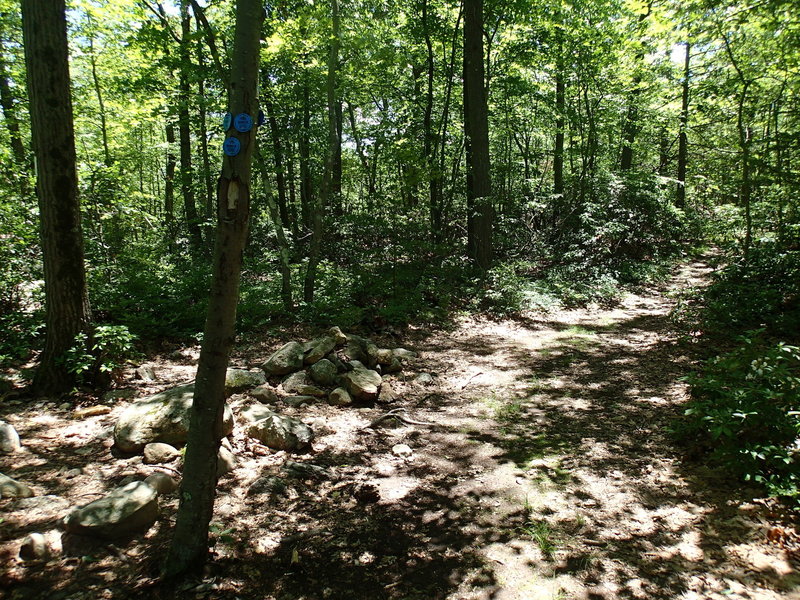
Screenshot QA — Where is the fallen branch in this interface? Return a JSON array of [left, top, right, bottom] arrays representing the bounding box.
[[460, 371, 483, 390], [360, 408, 436, 431]]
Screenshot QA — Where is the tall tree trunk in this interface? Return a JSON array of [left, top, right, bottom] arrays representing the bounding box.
[[263, 90, 292, 233], [163, 0, 263, 578], [304, 0, 339, 302], [179, 0, 203, 251], [619, 8, 650, 172], [286, 141, 299, 239], [299, 79, 312, 231], [0, 39, 28, 182], [422, 0, 442, 241], [676, 41, 690, 209], [553, 7, 565, 197], [197, 42, 215, 236], [22, 0, 92, 397], [165, 123, 177, 230], [87, 31, 111, 167], [463, 0, 492, 270]]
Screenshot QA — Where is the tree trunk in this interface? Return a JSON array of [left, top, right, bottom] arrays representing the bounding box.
[[303, 0, 339, 302], [299, 79, 312, 231], [163, 0, 263, 578], [179, 0, 203, 252], [197, 41, 215, 237], [87, 31, 111, 167], [22, 0, 92, 397], [263, 90, 292, 234], [676, 41, 690, 209], [463, 0, 492, 270], [165, 123, 177, 231], [0, 38, 28, 180], [554, 56, 565, 196]]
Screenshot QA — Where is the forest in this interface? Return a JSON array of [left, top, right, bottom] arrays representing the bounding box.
[[1, 0, 799, 598]]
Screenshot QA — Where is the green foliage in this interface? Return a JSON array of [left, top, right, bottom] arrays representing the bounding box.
[[678, 335, 800, 500], [62, 324, 137, 387]]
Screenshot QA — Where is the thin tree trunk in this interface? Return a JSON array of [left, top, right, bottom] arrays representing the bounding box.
[[463, 0, 492, 270], [22, 0, 93, 397], [299, 79, 312, 231], [0, 42, 27, 175], [197, 42, 215, 234], [676, 41, 690, 209], [304, 0, 339, 302], [263, 90, 291, 233], [163, 0, 263, 578], [87, 32, 111, 167]]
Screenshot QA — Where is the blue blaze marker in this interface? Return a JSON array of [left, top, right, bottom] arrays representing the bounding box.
[[222, 112, 232, 131], [234, 113, 253, 133], [223, 136, 241, 157]]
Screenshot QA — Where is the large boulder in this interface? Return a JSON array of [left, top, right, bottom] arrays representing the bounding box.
[[303, 335, 338, 365], [282, 371, 326, 397], [345, 335, 380, 368], [327, 387, 353, 406], [309, 359, 338, 387], [143, 442, 180, 464], [251, 384, 280, 404], [113, 383, 234, 453], [225, 368, 266, 395], [0, 473, 34, 498], [63, 481, 158, 539], [0, 420, 21, 453], [342, 367, 382, 401], [241, 404, 313, 452], [262, 342, 304, 376]]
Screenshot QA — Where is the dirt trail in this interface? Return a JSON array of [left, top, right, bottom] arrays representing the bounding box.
[[2, 258, 799, 600]]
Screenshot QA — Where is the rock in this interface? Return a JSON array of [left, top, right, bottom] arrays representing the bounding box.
[[392, 348, 418, 361], [309, 359, 338, 387], [247, 476, 287, 498], [0, 420, 21, 453], [113, 383, 234, 453], [328, 326, 347, 346], [304, 335, 338, 365], [225, 368, 267, 395], [326, 353, 348, 373], [282, 461, 328, 480], [282, 372, 326, 397], [63, 468, 82, 479], [414, 372, 435, 386], [0, 473, 34, 498], [345, 335, 380, 368], [376, 349, 394, 365], [143, 442, 180, 464], [74, 405, 113, 418], [378, 382, 398, 404], [242, 407, 313, 452], [251, 384, 280, 404], [217, 445, 236, 477], [135, 365, 157, 382], [262, 341, 304, 376], [384, 357, 403, 374], [144, 472, 178, 495], [327, 387, 353, 406], [392, 444, 413, 458], [283, 395, 318, 408], [58, 402, 71, 411], [102, 389, 136, 401], [19, 531, 63, 561], [342, 367, 382, 401], [63, 481, 158, 539]]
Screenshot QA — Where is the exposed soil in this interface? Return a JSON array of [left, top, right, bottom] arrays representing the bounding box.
[[2, 257, 799, 600]]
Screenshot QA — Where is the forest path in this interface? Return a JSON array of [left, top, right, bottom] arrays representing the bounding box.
[[402, 256, 798, 600]]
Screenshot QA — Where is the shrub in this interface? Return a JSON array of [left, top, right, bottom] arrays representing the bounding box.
[[679, 335, 800, 500]]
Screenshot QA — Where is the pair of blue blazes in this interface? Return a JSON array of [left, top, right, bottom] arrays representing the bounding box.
[[222, 110, 266, 156]]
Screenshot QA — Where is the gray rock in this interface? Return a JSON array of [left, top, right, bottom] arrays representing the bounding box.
[[392, 348, 418, 361], [144, 472, 178, 495], [143, 442, 180, 464], [376, 349, 394, 365], [262, 341, 304, 376], [378, 382, 398, 404], [326, 353, 348, 373], [283, 395, 318, 408], [328, 326, 348, 346], [217, 445, 236, 477], [327, 387, 353, 406], [304, 335, 337, 365], [0, 420, 21, 453], [19, 531, 62, 561], [225, 368, 267, 395], [135, 365, 157, 382], [345, 335, 380, 368], [251, 384, 280, 404], [342, 367, 382, 401], [282, 461, 328, 480], [282, 371, 326, 397], [309, 359, 338, 387], [246, 476, 287, 497], [392, 443, 413, 458], [384, 357, 403, 373], [0, 473, 34, 498], [113, 383, 234, 453], [242, 406, 313, 451], [63, 481, 158, 539], [414, 372, 435, 386]]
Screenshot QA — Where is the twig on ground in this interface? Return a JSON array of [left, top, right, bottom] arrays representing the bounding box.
[[360, 408, 437, 431], [460, 371, 484, 389]]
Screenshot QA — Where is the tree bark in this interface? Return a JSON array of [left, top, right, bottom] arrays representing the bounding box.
[[676, 41, 690, 209], [463, 0, 492, 270], [263, 89, 292, 233], [163, 0, 263, 578], [303, 0, 339, 302], [22, 0, 92, 397]]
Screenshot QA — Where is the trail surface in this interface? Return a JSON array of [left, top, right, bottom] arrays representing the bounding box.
[[2, 257, 798, 600]]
